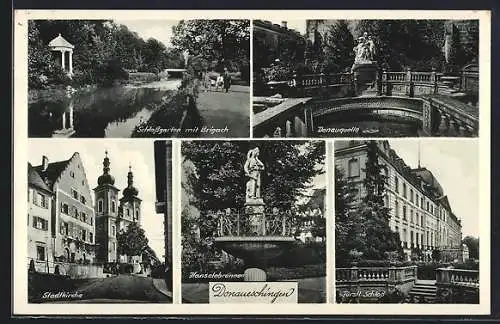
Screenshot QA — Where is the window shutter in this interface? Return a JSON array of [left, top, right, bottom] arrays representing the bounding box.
[[32, 216, 37, 228]]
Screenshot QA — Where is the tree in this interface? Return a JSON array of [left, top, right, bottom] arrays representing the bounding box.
[[116, 222, 149, 260], [171, 20, 250, 72], [323, 20, 355, 73], [462, 236, 479, 260], [358, 141, 402, 260]]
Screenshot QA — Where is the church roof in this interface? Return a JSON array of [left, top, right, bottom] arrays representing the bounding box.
[[48, 34, 75, 49], [28, 163, 52, 193]]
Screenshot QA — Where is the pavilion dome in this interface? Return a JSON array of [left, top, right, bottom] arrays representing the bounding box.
[[48, 34, 74, 49]]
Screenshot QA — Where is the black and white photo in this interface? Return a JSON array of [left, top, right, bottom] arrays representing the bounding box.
[[28, 19, 250, 138], [181, 140, 326, 303], [334, 140, 479, 304], [27, 140, 172, 303], [253, 20, 479, 138]]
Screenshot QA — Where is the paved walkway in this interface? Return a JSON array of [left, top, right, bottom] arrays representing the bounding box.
[[152, 278, 173, 299], [196, 85, 250, 138], [416, 279, 437, 285]]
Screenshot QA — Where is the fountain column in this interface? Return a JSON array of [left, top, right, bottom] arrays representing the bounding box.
[[61, 112, 66, 129], [69, 102, 74, 129]]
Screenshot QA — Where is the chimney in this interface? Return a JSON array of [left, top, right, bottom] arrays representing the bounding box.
[[281, 21, 287, 29], [42, 155, 49, 171]]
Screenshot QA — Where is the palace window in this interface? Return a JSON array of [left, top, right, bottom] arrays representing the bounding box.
[[61, 222, 69, 236], [410, 189, 414, 203], [127, 209, 130, 217], [403, 183, 407, 198], [70, 171, 75, 178], [421, 197, 424, 209], [98, 200, 103, 213], [90, 216, 93, 226], [89, 232, 93, 243], [426, 201, 429, 211], [348, 158, 360, 178], [395, 200, 399, 218], [410, 209, 414, 223], [395, 177, 399, 193], [111, 225, 116, 236], [402, 205, 407, 220], [416, 194, 419, 207], [81, 212, 87, 223], [81, 229, 86, 241], [80, 195, 86, 205], [73, 206, 79, 218], [72, 189, 78, 200], [36, 245, 46, 261], [111, 200, 116, 213], [421, 215, 424, 227]]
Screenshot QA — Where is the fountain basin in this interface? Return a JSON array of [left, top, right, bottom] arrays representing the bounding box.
[[214, 236, 296, 267]]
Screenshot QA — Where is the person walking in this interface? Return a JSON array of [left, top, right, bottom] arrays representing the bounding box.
[[223, 67, 232, 93]]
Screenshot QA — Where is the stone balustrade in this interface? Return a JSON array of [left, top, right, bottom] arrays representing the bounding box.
[[336, 265, 417, 284], [436, 268, 479, 288], [435, 267, 480, 303]]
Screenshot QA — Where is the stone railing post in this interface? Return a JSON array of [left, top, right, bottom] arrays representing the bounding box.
[[381, 69, 388, 95], [431, 68, 438, 94], [387, 266, 397, 291], [406, 67, 413, 97]]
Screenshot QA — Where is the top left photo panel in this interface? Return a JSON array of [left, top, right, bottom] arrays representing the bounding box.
[[26, 18, 250, 138]]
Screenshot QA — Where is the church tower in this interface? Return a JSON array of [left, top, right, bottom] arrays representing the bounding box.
[[93, 151, 121, 263]]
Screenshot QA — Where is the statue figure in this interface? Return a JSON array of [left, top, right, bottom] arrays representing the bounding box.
[[353, 32, 376, 64], [244, 147, 265, 200]]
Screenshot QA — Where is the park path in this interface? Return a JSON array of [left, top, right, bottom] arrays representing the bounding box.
[[196, 85, 250, 138]]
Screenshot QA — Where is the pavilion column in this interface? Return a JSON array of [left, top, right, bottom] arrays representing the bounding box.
[[69, 103, 74, 129], [61, 112, 66, 129], [69, 50, 73, 75], [61, 50, 66, 71]]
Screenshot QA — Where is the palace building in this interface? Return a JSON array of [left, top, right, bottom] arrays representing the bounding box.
[[335, 141, 464, 262]]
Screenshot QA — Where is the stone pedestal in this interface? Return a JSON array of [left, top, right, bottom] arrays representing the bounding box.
[[245, 198, 266, 236], [244, 268, 267, 282], [351, 61, 378, 96]]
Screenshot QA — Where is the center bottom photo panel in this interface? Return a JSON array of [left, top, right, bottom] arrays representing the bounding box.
[[180, 140, 327, 304]]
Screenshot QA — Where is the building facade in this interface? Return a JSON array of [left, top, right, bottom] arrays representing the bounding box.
[[28, 163, 55, 272], [32, 153, 96, 265], [94, 151, 143, 266], [335, 141, 463, 262]]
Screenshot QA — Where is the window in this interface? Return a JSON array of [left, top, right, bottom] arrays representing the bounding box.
[[90, 216, 93, 226], [395, 177, 399, 193], [111, 201, 116, 213], [403, 205, 407, 220], [127, 209, 130, 217], [32, 191, 36, 204], [395, 226, 399, 236], [73, 206, 78, 218], [410, 231, 414, 245], [72, 189, 78, 200], [347, 158, 360, 178], [112, 242, 116, 253], [80, 195, 86, 205], [89, 232, 93, 243], [61, 222, 69, 235], [98, 200, 103, 213], [81, 212, 87, 223], [32, 216, 48, 231], [81, 229, 86, 241], [395, 200, 399, 218], [426, 231, 429, 246], [384, 195, 389, 207], [431, 205, 434, 214], [416, 194, 419, 207], [410, 189, 414, 203], [421, 197, 424, 209], [421, 215, 424, 227], [403, 183, 407, 198], [61, 203, 69, 214], [36, 245, 46, 261], [111, 225, 116, 236], [426, 201, 429, 211], [70, 171, 75, 178], [410, 209, 414, 223], [81, 180, 85, 186]]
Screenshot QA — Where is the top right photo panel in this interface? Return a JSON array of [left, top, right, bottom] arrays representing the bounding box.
[[252, 19, 479, 138]]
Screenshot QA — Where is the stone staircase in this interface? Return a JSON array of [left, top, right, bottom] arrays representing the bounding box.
[[437, 76, 467, 98], [406, 280, 437, 303]]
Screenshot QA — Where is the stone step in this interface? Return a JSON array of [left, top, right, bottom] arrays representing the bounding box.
[[410, 288, 436, 294]]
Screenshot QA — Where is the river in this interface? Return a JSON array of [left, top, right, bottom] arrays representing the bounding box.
[[28, 79, 182, 138]]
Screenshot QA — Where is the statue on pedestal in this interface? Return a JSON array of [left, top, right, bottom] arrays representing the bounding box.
[[353, 32, 377, 64], [244, 147, 265, 200]]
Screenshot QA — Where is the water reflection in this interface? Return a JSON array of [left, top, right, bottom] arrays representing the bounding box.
[[28, 80, 180, 138]]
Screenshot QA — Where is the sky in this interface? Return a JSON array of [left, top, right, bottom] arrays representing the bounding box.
[[28, 140, 166, 261], [269, 19, 307, 35], [388, 140, 479, 237], [114, 19, 180, 47]]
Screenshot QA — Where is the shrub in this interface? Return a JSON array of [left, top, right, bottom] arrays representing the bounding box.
[[266, 263, 326, 280]]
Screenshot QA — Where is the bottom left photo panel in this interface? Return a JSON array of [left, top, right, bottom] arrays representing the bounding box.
[[27, 139, 173, 304]]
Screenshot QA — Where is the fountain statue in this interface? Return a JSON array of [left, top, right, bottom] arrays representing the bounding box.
[[351, 32, 379, 96], [213, 146, 296, 282]]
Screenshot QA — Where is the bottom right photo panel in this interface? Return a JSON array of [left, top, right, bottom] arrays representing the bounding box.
[[334, 139, 479, 304]]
